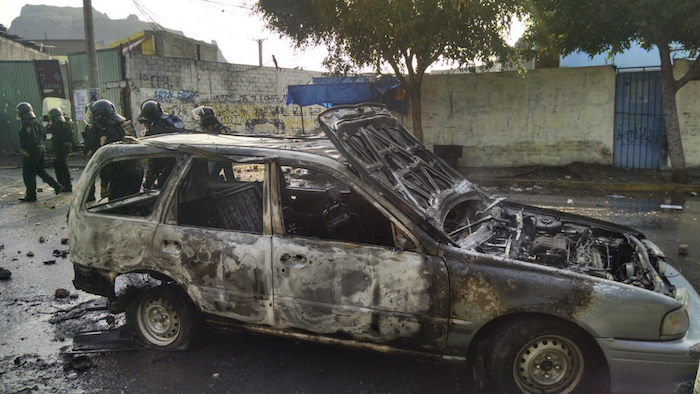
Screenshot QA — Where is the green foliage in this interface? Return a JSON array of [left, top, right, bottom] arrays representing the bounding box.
[[256, 0, 524, 75], [526, 0, 700, 57]]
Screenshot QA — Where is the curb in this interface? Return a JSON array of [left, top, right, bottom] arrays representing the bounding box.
[[470, 177, 700, 194]]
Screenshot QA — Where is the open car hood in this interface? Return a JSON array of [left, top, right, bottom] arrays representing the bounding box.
[[318, 103, 482, 240]]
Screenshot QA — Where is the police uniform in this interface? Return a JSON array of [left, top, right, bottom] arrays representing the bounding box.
[[47, 120, 74, 192], [19, 117, 62, 201], [143, 115, 184, 189], [98, 123, 144, 200]]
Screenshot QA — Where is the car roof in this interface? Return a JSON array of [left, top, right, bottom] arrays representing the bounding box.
[[93, 132, 347, 164], [142, 132, 338, 153]]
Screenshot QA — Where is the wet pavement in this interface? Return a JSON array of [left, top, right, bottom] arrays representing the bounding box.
[[1, 162, 699, 394]]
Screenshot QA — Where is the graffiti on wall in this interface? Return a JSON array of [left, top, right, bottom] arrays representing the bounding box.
[[137, 89, 324, 135], [139, 74, 182, 89]]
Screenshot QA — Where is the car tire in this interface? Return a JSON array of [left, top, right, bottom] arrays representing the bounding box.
[[127, 286, 202, 350], [485, 317, 608, 394]]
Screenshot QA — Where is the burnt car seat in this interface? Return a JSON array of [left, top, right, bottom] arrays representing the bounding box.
[[322, 186, 366, 243]]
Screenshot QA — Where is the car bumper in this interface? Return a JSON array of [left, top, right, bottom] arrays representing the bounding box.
[[598, 267, 700, 394]]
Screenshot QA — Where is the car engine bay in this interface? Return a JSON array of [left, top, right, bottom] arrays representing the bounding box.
[[446, 198, 671, 294]]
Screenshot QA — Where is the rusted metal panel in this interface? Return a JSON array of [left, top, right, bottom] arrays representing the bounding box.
[[0, 60, 43, 150]]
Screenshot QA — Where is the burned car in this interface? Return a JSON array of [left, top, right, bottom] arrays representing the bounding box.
[[69, 103, 700, 393]]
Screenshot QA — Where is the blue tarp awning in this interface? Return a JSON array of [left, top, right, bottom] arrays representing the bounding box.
[[286, 82, 375, 107], [286, 75, 410, 114]]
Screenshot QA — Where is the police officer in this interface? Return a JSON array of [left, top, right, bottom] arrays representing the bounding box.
[[16, 102, 62, 202], [138, 99, 185, 136], [138, 99, 183, 189], [86, 100, 143, 200], [192, 105, 231, 134], [46, 108, 74, 193], [192, 106, 234, 181]]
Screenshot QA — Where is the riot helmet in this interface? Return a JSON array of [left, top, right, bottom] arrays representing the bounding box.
[[86, 99, 125, 128], [49, 108, 66, 123], [138, 100, 164, 124], [16, 102, 36, 120], [191, 106, 218, 128]]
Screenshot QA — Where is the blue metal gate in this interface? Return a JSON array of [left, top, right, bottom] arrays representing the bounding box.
[[613, 70, 666, 169]]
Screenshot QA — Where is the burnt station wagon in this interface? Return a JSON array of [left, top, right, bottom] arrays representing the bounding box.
[[69, 103, 700, 393]]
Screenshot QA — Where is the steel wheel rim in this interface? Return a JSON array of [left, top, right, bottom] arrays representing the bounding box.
[[137, 294, 181, 346], [513, 334, 584, 394]]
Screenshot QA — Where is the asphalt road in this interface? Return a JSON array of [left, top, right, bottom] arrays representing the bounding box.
[[0, 166, 698, 394]]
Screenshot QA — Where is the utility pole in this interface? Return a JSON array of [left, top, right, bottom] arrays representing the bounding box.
[[255, 38, 266, 67], [83, 0, 100, 99]]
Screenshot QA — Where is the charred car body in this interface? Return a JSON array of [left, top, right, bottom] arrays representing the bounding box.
[[69, 103, 700, 393]]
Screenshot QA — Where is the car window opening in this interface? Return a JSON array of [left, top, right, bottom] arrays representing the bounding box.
[[85, 156, 178, 217], [177, 158, 264, 233], [279, 165, 395, 247]]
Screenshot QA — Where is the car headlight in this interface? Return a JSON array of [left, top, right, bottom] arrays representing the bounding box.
[[661, 307, 689, 339]]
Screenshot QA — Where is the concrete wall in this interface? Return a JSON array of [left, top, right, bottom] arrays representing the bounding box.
[[124, 53, 325, 136], [675, 59, 700, 167], [420, 66, 617, 167], [153, 31, 218, 62], [0, 36, 52, 61]]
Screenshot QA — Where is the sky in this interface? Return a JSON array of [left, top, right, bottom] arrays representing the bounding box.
[[1, 0, 330, 71]]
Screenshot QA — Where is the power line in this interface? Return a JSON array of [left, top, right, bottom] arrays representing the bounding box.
[[199, 0, 253, 10]]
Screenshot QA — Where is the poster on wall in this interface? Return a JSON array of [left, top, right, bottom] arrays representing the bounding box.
[[73, 90, 89, 121], [34, 60, 65, 98], [73, 89, 100, 121]]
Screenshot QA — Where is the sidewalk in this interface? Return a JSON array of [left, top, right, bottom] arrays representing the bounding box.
[[464, 162, 700, 195]]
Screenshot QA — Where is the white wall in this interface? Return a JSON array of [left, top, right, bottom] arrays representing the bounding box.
[[420, 66, 617, 167], [675, 59, 700, 167]]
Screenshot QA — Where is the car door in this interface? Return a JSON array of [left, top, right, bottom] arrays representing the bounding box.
[[270, 162, 449, 351], [152, 158, 274, 326], [72, 154, 175, 295]]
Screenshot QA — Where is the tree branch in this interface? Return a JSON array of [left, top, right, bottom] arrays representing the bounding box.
[[675, 56, 700, 90]]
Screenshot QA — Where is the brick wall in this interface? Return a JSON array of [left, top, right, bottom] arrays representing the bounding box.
[[124, 53, 324, 136]]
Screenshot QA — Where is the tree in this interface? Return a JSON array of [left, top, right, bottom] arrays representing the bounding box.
[[525, 0, 700, 183], [255, 0, 523, 143]]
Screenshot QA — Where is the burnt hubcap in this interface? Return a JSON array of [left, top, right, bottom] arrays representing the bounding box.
[[137, 294, 181, 346], [514, 335, 584, 393]]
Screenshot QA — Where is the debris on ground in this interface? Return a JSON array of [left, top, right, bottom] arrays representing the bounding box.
[[679, 244, 690, 255], [26, 251, 35, 257], [61, 238, 69, 245], [44, 260, 57, 265], [53, 249, 69, 258], [661, 204, 684, 210], [0, 267, 12, 280], [65, 355, 93, 371], [39, 236, 46, 243], [55, 288, 71, 298]]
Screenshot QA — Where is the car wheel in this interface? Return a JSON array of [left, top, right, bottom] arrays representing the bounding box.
[[127, 286, 201, 350], [485, 317, 607, 394]]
